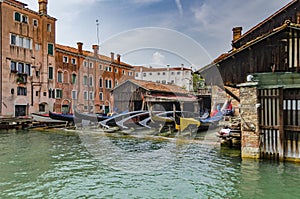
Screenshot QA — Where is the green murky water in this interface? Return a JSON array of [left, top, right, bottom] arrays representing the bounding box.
[[0, 129, 300, 198]]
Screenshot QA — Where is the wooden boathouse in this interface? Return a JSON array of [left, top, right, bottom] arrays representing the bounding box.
[[111, 79, 199, 113], [198, 0, 300, 161]]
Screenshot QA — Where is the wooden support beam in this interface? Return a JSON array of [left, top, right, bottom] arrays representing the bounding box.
[[224, 87, 240, 102]]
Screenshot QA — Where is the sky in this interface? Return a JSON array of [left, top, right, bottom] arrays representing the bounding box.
[[24, 0, 292, 70]]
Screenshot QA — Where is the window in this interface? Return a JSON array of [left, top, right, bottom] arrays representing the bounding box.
[[83, 75, 88, 85], [177, 71, 181, 75], [35, 43, 41, 51], [171, 72, 174, 75], [84, 106, 88, 110], [89, 62, 93, 68], [48, 43, 54, 55], [47, 24, 51, 32], [128, 72, 133, 76], [105, 66, 112, 72], [48, 88, 54, 98], [19, 37, 23, 47], [156, 80, 160, 83], [135, 73, 139, 77], [24, 38, 31, 49], [71, 74, 76, 84], [63, 56, 68, 63], [162, 72, 166, 75], [99, 92, 103, 101], [22, 15, 28, 23], [71, 58, 76, 65], [36, 71, 40, 77], [105, 79, 112, 89], [33, 19, 38, 26], [55, 89, 62, 99], [48, 67, 53, 79], [84, 61, 88, 67], [99, 78, 103, 87], [10, 34, 32, 49], [36, 91, 39, 97], [157, 72, 160, 75], [17, 87, 27, 96], [115, 80, 118, 86], [14, 12, 21, 22], [162, 80, 166, 84], [84, 91, 88, 100], [89, 92, 94, 100], [149, 72, 152, 76], [10, 34, 16, 45], [99, 65, 102, 70], [17, 63, 24, 74], [10, 61, 17, 72], [72, 90, 77, 99], [25, 64, 31, 76], [143, 73, 146, 77], [89, 76, 93, 86], [114, 68, 118, 73], [122, 70, 125, 75], [171, 80, 174, 84], [57, 71, 63, 83]]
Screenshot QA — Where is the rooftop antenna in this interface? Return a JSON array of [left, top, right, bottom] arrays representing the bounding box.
[[96, 19, 100, 46]]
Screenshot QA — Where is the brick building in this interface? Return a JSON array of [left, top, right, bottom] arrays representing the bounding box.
[[0, 0, 56, 117], [55, 43, 134, 114]]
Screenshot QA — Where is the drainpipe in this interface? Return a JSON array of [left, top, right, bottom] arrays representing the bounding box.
[[0, 1, 3, 114]]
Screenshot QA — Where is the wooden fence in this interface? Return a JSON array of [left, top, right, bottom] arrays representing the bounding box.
[[259, 88, 300, 160]]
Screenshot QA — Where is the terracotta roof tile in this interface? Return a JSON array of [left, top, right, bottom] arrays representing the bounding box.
[[129, 79, 190, 94]]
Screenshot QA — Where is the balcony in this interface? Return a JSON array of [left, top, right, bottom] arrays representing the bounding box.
[[196, 87, 211, 96], [16, 74, 27, 84]]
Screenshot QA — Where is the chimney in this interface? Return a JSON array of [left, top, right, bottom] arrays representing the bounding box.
[[92, 45, 99, 56], [38, 0, 48, 15], [232, 27, 243, 42], [77, 42, 83, 54], [110, 52, 115, 62], [116, 54, 121, 63]]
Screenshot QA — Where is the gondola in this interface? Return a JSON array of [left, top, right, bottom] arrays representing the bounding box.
[[74, 109, 110, 123], [49, 111, 74, 122]]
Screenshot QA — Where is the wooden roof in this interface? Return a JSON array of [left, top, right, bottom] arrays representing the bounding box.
[[113, 79, 190, 95], [233, 0, 298, 44], [201, 22, 291, 71]]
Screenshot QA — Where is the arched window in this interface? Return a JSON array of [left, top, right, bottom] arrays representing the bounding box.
[[71, 73, 77, 84], [99, 78, 103, 88]]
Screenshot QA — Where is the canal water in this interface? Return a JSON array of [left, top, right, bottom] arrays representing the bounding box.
[[0, 129, 300, 199]]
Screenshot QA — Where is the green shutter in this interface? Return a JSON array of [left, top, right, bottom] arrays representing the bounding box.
[[14, 12, 21, 22], [48, 43, 53, 55]]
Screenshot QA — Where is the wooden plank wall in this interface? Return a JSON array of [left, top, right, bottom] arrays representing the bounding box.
[[283, 89, 300, 159], [259, 88, 282, 159], [259, 88, 300, 160]]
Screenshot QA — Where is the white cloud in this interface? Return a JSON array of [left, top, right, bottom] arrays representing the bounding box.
[[152, 52, 165, 65], [175, 0, 183, 17]]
